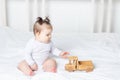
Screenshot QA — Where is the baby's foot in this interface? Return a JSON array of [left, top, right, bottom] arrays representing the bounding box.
[[29, 71, 34, 76]]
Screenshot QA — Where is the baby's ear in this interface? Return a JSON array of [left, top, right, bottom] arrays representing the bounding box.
[[35, 32, 40, 36], [38, 32, 41, 34]]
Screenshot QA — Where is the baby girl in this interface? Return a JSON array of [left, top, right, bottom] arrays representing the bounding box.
[[17, 17, 69, 76]]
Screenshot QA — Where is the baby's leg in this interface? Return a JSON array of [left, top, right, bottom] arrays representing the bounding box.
[[42, 58, 57, 73], [17, 60, 34, 76]]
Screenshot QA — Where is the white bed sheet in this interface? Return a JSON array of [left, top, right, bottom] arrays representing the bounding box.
[[0, 27, 120, 80]]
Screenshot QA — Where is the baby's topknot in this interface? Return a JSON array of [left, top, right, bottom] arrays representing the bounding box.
[[36, 17, 50, 25], [37, 17, 43, 24], [44, 17, 50, 24]]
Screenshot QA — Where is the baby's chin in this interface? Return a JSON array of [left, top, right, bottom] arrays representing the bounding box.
[[44, 40, 50, 43]]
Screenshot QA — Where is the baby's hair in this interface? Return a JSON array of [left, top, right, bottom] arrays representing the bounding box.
[[37, 17, 50, 25], [33, 17, 52, 35]]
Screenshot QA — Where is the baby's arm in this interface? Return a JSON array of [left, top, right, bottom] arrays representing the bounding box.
[[50, 42, 69, 58], [24, 40, 36, 66], [59, 52, 69, 58], [50, 42, 62, 56], [25, 49, 35, 66]]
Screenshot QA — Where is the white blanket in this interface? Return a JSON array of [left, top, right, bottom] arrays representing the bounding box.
[[0, 27, 120, 80]]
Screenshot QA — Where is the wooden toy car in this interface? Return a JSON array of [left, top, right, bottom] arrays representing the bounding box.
[[65, 56, 94, 72]]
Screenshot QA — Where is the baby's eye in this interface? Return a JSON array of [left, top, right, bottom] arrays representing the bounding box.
[[46, 34, 49, 36]]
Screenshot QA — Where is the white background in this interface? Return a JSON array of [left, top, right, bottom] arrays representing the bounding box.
[[4, 0, 120, 33]]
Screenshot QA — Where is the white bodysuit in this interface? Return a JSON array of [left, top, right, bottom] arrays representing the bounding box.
[[24, 38, 62, 68]]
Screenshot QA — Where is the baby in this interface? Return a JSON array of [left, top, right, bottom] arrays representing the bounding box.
[[17, 17, 69, 76]]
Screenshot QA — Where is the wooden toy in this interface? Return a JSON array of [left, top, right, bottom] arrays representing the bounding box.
[[65, 56, 94, 72]]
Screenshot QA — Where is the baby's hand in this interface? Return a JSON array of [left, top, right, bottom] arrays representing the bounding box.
[[30, 63, 38, 71], [60, 52, 69, 59]]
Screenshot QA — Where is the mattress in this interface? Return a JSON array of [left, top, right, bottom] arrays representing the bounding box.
[[0, 27, 120, 80]]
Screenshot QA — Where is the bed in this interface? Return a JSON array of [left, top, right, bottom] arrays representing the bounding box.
[[0, 26, 120, 80]]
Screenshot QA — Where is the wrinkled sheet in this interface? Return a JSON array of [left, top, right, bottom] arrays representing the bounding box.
[[0, 27, 120, 80]]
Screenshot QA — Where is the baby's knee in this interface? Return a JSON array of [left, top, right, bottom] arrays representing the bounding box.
[[44, 59, 57, 66], [43, 58, 57, 72]]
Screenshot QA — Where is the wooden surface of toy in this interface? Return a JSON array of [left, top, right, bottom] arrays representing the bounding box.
[[65, 56, 94, 72], [77, 61, 94, 72], [65, 56, 78, 71]]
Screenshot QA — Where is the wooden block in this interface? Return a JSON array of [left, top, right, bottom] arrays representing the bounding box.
[[77, 60, 94, 72], [65, 64, 76, 72]]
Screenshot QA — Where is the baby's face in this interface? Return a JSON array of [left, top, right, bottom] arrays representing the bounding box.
[[36, 28, 52, 43]]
